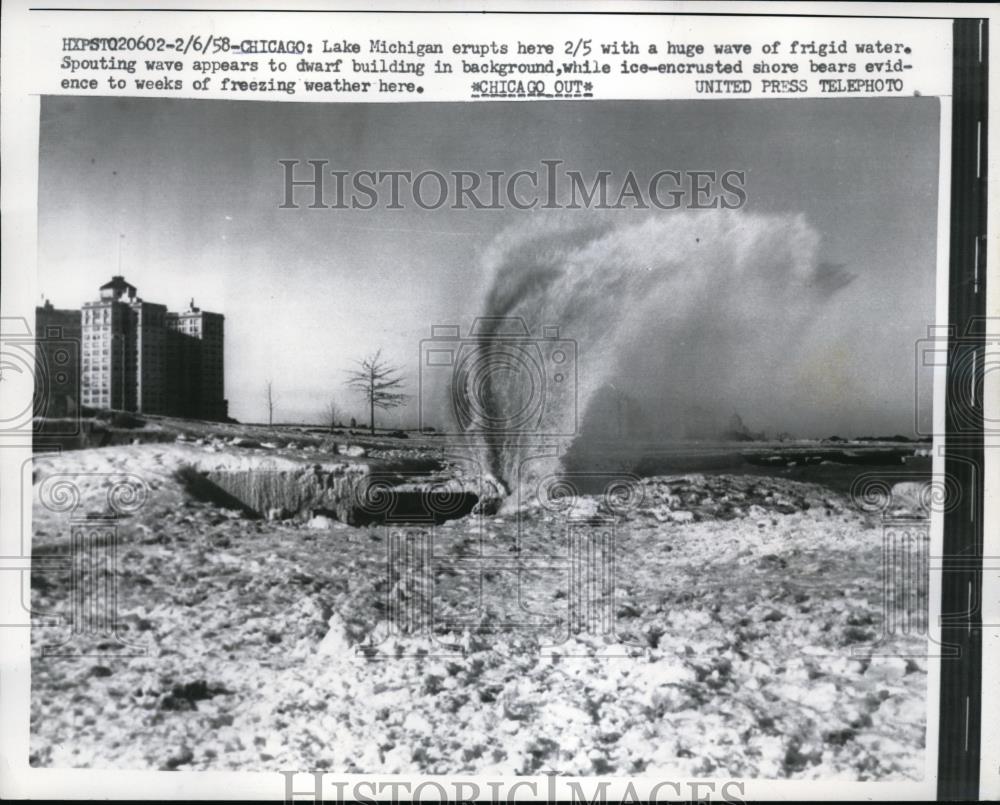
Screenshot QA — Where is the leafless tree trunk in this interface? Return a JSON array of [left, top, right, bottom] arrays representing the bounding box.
[[265, 380, 277, 426], [324, 399, 339, 432], [345, 349, 406, 436]]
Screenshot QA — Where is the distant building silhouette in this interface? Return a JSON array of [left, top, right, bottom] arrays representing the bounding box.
[[166, 299, 227, 421], [37, 276, 227, 421], [34, 298, 81, 419]]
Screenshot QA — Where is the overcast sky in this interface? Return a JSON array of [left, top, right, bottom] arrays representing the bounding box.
[[37, 96, 939, 434]]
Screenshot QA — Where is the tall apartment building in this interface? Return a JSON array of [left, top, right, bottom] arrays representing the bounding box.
[[65, 275, 227, 420], [166, 301, 227, 421]]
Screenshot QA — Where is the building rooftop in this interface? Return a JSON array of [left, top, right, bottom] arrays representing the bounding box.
[[98, 275, 139, 303], [99, 275, 137, 293]]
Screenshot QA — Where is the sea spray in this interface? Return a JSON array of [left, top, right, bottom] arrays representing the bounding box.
[[454, 209, 853, 498]]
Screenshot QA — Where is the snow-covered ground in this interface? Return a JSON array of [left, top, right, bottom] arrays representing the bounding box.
[[29, 439, 929, 779]]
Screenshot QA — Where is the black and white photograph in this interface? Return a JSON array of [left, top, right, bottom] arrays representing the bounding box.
[[26, 93, 942, 782], [0, 3, 994, 802]]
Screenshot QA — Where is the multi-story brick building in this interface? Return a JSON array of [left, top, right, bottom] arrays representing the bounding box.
[[41, 276, 227, 421]]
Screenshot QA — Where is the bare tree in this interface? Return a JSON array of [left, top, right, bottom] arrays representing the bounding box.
[[345, 349, 406, 435], [265, 380, 277, 426], [324, 398, 340, 432]]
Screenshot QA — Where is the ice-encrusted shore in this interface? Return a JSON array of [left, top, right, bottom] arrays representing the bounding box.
[[29, 441, 928, 779]]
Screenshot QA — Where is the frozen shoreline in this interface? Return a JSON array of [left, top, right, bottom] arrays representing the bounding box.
[[29, 442, 929, 779]]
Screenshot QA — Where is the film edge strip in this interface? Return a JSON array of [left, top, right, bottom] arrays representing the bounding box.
[[936, 16, 988, 802]]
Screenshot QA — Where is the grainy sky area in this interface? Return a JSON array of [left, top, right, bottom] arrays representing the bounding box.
[[37, 96, 939, 434]]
